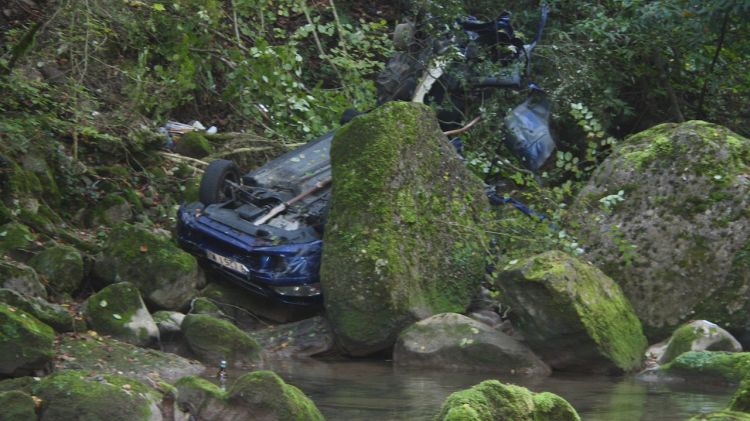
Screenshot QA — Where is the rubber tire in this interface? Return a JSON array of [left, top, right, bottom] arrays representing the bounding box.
[[199, 159, 240, 205]]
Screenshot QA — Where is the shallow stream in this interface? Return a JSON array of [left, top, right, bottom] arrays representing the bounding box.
[[221, 359, 735, 420]]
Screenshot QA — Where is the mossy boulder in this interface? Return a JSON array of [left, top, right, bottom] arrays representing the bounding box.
[[495, 250, 647, 373], [0, 222, 36, 257], [394, 313, 550, 375], [20, 151, 61, 208], [0, 288, 73, 332], [0, 390, 37, 421], [175, 131, 213, 158], [436, 379, 580, 421], [175, 371, 324, 421], [89, 192, 133, 227], [84, 282, 159, 347], [153, 310, 185, 337], [55, 332, 204, 383], [661, 351, 750, 383], [0, 260, 46, 299], [656, 320, 742, 365], [181, 314, 262, 368], [28, 243, 84, 296], [0, 303, 55, 376], [568, 121, 750, 340], [189, 297, 228, 319], [321, 101, 489, 356], [32, 370, 163, 421], [94, 223, 203, 309]]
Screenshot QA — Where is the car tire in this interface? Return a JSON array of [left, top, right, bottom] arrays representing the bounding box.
[[199, 159, 240, 204]]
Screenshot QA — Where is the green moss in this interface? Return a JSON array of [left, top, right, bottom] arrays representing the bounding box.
[[190, 297, 221, 314], [123, 188, 145, 213], [436, 380, 579, 421], [56, 333, 202, 383], [503, 251, 647, 371], [90, 192, 132, 226], [322, 101, 488, 354], [0, 288, 73, 332], [94, 223, 200, 309], [729, 377, 750, 413], [6, 161, 42, 197], [0, 390, 37, 421], [32, 370, 161, 421], [105, 223, 195, 273], [0, 377, 37, 394], [175, 131, 213, 158], [0, 303, 55, 375], [0, 222, 35, 255], [229, 370, 324, 421], [532, 392, 581, 421], [28, 243, 84, 296], [661, 324, 701, 364], [181, 314, 261, 367], [175, 375, 226, 400], [662, 351, 750, 383], [84, 282, 154, 345]]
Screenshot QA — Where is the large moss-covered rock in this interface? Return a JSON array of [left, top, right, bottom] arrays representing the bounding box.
[[0, 260, 46, 299], [394, 313, 550, 375], [181, 314, 262, 368], [55, 332, 204, 383], [0, 303, 54, 376], [32, 370, 163, 421], [661, 351, 750, 383], [175, 371, 324, 421], [94, 223, 203, 309], [176, 131, 213, 158], [569, 121, 750, 340], [436, 380, 580, 421], [0, 390, 37, 421], [495, 250, 647, 373], [0, 288, 73, 332], [28, 243, 84, 296], [656, 320, 742, 365], [321, 101, 489, 356], [84, 282, 159, 347]]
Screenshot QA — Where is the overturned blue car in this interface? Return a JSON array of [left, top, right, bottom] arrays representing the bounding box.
[[176, 132, 333, 306]]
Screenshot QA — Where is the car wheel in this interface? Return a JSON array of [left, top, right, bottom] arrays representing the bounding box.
[[199, 159, 240, 204]]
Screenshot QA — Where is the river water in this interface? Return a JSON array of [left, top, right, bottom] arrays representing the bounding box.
[[252, 358, 732, 420]]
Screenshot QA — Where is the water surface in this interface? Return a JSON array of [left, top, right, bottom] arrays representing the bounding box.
[[258, 359, 732, 420]]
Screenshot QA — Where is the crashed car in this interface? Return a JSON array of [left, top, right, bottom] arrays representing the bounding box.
[[176, 132, 332, 306], [176, 7, 553, 306]]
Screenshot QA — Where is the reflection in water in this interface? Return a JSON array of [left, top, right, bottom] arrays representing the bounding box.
[[228, 359, 732, 421]]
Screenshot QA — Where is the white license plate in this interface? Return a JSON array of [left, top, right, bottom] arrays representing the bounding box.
[[206, 251, 248, 274]]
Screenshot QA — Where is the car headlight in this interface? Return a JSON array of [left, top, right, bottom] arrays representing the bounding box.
[[273, 283, 321, 297]]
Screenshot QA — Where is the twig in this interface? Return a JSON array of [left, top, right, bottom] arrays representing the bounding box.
[[158, 151, 209, 166], [230, 0, 242, 48], [443, 116, 482, 136], [301, 1, 345, 85], [209, 147, 275, 158]]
